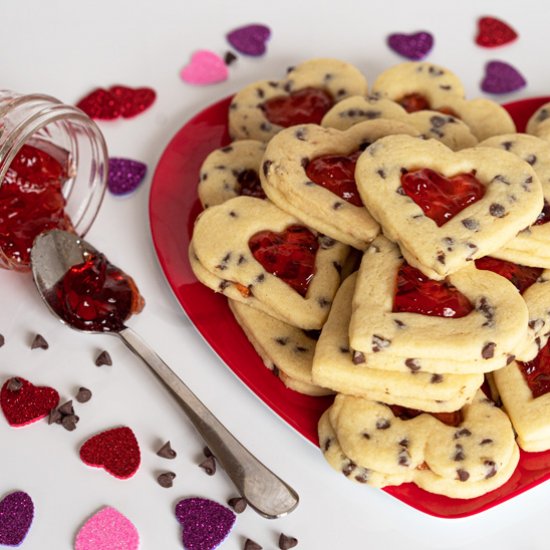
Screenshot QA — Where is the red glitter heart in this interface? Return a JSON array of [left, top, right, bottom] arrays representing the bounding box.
[[76, 86, 156, 120], [0, 377, 59, 427], [475, 16, 518, 48], [79, 427, 141, 479]]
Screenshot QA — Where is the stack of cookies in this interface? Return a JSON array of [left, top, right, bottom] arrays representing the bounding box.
[[189, 57, 550, 500]]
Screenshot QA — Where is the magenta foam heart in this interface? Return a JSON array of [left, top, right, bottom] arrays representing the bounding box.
[[226, 24, 271, 56], [387, 31, 434, 60], [180, 51, 228, 85], [481, 60, 526, 94], [175, 497, 235, 550], [108, 158, 147, 196], [0, 491, 34, 547], [74, 506, 139, 550]]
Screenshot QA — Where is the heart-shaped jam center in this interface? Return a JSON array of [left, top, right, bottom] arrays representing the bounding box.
[[0, 144, 73, 270], [401, 168, 485, 227], [518, 340, 550, 398], [248, 225, 319, 297], [305, 150, 363, 206], [396, 92, 458, 117], [534, 200, 550, 226], [474, 256, 542, 294], [392, 262, 473, 318], [261, 87, 334, 127], [389, 404, 464, 427], [45, 252, 144, 333], [237, 169, 265, 199]]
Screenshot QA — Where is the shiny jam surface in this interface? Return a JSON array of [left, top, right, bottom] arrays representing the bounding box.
[[248, 225, 319, 297], [534, 200, 550, 226], [474, 256, 542, 294], [389, 404, 464, 427], [0, 144, 73, 270], [305, 150, 363, 206], [518, 340, 550, 398], [397, 92, 431, 113], [401, 168, 485, 227], [45, 252, 144, 332], [393, 262, 473, 318], [261, 87, 334, 127], [236, 169, 265, 199]]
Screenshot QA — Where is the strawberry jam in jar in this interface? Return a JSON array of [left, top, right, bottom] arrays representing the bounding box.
[[0, 91, 108, 271]]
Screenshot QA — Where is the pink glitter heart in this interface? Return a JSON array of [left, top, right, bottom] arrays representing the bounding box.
[[74, 507, 139, 550], [108, 158, 147, 196], [0, 491, 34, 547], [227, 24, 271, 56], [387, 31, 434, 60], [481, 60, 526, 94], [175, 497, 235, 550], [180, 51, 228, 85]]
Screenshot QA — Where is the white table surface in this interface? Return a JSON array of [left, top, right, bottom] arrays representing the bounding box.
[[1, 1, 550, 548]]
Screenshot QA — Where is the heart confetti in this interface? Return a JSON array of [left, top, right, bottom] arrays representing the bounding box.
[[79, 426, 141, 479], [226, 24, 271, 56], [481, 60, 526, 94], [75, 507, 139, 550], [0, 491, 34, 547], [76, 86, 156, 120], [175, 497, 236, 550], [0, 377, 59, 427], [387, 31, 434, 60], [180, 51, 229, 85], [108, 158, 147, 196], [476, 16, 518, 48]]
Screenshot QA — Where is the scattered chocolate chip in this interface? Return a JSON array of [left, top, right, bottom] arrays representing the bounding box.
[[262, 160, 272, 177], [7, 377, 22, 392], [199, 455, 216, 475], [48, 408, 62, 425], [484, 460, 497, 479], [317, 297, 331, 308], [454, 428, 472, 439], [372, 334, 391, 352], [489, 203, 506, 218], [75, 387, 92, 403], [57, 400, 74, 416], [376, 418, 391, 430], [0, 334, 4, 347], [453, 444, 465, 461], [61, 414, 79, 431], [279, 533, 298, 549], [430, 373, 443, 384], [203, 446, 214, 458], [405, 358, 421, 372], [456, 468, 470, 482], [525, 154, 537, 165], [31, 334, 48, 350], [302, 329, 321, 341], [481, 342, 496, 359], [480, 438, 493, 445], [323, 437, 332, 451], [352, 351, 366, 365], [157, 441, 177, 459], [295, 128, 306, 141], [157, 471, 176, 488], [275, 337, 288, 346], [95, 350, 112, 367], [398, 448, 411, 467], [342, 460, 356, 476], [244, 539, 262, 550], [332, 201, 343, 210], [461, 218, 479, 231], [227, 496, 247, 513]]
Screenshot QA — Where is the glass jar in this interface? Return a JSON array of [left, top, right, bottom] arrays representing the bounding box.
[[0, 90, 108, 271]]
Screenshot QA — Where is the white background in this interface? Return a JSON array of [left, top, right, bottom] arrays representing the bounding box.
[[1, 1, 550, 548]]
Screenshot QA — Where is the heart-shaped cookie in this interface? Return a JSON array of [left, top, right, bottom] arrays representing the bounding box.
[[261, 120, 419, 249], [322, 95, 477, 150], [74, 507, 139, 550], [1, 377, 59, 427], [475, 17, 518, 48], [180, 50, 228, 85], [0, 491, 34, 546], [191, 196, 349, 329], [175, 497, 235, 550], [79, 426, 140, 479], [349, 236, 528, 368], [355, 134, 543, 278], [228, 58, 368, 141]]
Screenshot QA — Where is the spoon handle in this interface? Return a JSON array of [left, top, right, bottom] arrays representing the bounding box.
[[118, 326, 299, 518]]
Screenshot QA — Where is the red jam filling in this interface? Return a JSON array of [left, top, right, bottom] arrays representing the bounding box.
[[44, 252, 144, 332], [389, 404, 464, 427], [248, 225, 319, 297], [396, 92, 458, 118], [474, 256, 542, 294], [518, 340, 550, 398], [0, 144, 73, 271], [305, 150, 363, 206], [401, 168, 485, 227], [237, 169, 265, 199], [534, 200, 550, 226], [261, 87, 334, 127], [393, 262, 473, 318]]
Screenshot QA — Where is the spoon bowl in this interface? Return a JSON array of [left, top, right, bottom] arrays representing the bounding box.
[[30, 229, 299, 519]]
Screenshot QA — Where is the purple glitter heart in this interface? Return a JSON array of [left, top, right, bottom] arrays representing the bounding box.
[[481, 60, 526, 94], [175, 497, 235, 550], [226, 24, 271, 56], [0, 491, 34, 547], [108, 158, 147, 196], [387, 31, 434, 60]]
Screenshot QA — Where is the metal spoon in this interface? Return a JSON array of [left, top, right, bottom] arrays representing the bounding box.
[[30, 229, 299, 519]]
